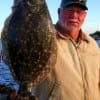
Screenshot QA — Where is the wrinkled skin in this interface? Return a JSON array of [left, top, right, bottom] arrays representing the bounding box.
[[1, 0, 57, 99]]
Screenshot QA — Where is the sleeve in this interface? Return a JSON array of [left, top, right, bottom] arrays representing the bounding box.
[[99, 52, 100, 92]]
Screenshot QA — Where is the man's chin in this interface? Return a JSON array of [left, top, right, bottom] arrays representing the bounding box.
[[67, 26, 79, 32]]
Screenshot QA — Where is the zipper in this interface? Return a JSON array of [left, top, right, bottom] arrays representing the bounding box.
[[69, 38, 88, 100]]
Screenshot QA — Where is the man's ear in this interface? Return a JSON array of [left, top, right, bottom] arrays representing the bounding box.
[[84, 11, 87, 18]]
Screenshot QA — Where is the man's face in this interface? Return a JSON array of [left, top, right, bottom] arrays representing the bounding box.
[[58, 5, 87, 32]]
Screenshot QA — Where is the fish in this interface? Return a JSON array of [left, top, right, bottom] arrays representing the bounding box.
[[1, 0, 57, 99]]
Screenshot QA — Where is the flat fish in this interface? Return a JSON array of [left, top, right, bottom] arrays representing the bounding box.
[[1, 0, 57, 99]]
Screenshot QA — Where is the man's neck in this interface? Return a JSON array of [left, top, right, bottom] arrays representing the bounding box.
[[65, 31, 79, 40]]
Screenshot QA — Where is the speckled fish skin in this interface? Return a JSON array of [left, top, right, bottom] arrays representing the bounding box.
[[3, 0, 57, 98]]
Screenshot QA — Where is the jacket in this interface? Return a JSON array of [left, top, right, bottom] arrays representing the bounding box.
[[35, 25, 100, 100]]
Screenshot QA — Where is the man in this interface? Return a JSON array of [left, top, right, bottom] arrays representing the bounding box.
[[34, 0, 100, 100]]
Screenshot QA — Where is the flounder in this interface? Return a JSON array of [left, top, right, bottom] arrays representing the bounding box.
[[1, 0, 57, 99]]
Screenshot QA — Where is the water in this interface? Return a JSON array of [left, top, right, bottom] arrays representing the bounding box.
[[96, 39, 100, 47], [0, 40, 19, 92]]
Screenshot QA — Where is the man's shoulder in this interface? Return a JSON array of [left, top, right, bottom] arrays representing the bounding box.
[[84, 33, 100, 51]]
